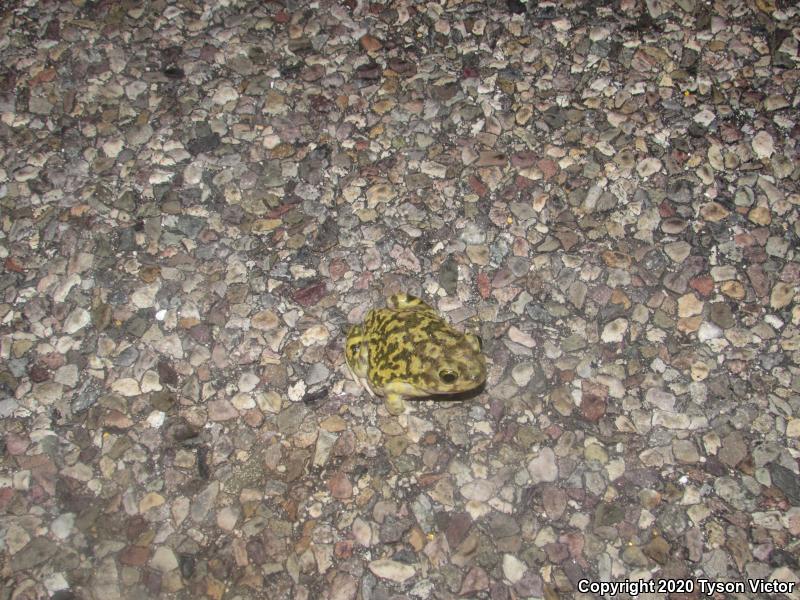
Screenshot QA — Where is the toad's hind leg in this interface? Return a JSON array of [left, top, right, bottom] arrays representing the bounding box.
[[387, 293, 432, 311], [384, 393, 407, 415]]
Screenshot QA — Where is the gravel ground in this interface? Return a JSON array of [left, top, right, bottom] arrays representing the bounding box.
[[1, 0, 800, 598]]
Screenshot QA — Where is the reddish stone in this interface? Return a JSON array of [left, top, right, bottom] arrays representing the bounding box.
[[734, 232, 756, 247], [747, 264, 769, 298], [444, 512, 472, 548], [189, 324, 212, 344], [143, 570, 162, 596], [243, 409, 263, 428], [5, 256, 25, 273], [476, 272, 491, 299], [468, 175, 488, 198], [126, 515, 148, 540], [293, 281, 327, 307], [514, 174, 535, 190], [751, 227, 770, 245], [537, 158, 558, 180], [744, 245, 767, 264], [16, 453, 54, 471], [120, 545, 150, 566], [0, 487, 15, 512], [39, 352, 65, 369], [208, 399, 238, 422], [659, 199, 676, 218], [301, 64, 325, 83], [580, 393, 606, 422], [327, 471, 353, 499], [459, 566, 489, 595], [560, 531, 585, 561], [557, 369, 575, 383], [476, 151, 507, 167], [542, 485, 567, 520], [103, 409, 133, 429], [418, 473, 444, 487], [266, 204, 292, 219], [354, 271, 372, 290], [328, 258, 348, 281], [387, 59, 416, 76], [30, 68, 58, 86], [334, 540, 354, 559], [29, 484, 49, 503], [689, 275, 713, 297], [359, 34, 382, 52], [198, 229, 218, 243], [332, 431, 356, 457], [781, 262, 800, 283], [196, 364, 211, 382], [669, 148, 689, 166], [719, 123, 742, 143], [544, 424, 562, 439], [5, 433, 30, 456], [511, 151, 538, 168]]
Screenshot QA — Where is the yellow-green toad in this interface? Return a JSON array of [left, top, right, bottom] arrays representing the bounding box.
[[345, 293, 486, 415]]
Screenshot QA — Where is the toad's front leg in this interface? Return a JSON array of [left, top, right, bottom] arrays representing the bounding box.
[[383, 392, 407, 416]]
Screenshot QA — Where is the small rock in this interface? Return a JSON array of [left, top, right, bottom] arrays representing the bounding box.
[[751, 130, 774, 159], [502, 554, 527, 584], [140, 492, 165, 513], [461, 480, 494, 502], [64, 308, 91, 334], [678, 293, 703, 318], [208, 399, 238, 421], [112, 378, 141, 396], [527, 448, 557, 483], [699, 202, 729, 222], [212, 85, 238, 105], [150, 547, 179, 573], [601, 318, 628, 342], [749, 206, 772, 225], [360, 34, 382, 52], [636, 157, 662, 177], [328, 472, 353, 499], [771, 282, 795, 309], [368, 559, 415, 582], [719, 431, 747, 467]]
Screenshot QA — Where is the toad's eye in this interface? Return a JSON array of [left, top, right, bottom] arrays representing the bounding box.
[[475, 335, 483, 350], [350, 343, 360, 356], [439, 369, 458, 384]]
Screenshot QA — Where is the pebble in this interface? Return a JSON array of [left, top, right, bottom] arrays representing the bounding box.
[[150, 547, 179, 573], [771, 282, 795, 309], [749, 206, 772, 225], [601, 318, 628, 343], [50, 513, 74, 540], [678, 293, 703, 318], [636, 157, 662, 178], [63, 308, 90, 334], [207, 399, 238, 421], [751, 130, 775, 159], [368, 559, 416, 583], [527, 448, 558, 484], [502, 554, 527, 584]]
